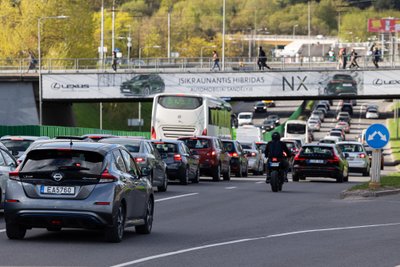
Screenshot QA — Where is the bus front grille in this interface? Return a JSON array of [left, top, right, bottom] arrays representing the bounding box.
[[162, 126, 196, 139]]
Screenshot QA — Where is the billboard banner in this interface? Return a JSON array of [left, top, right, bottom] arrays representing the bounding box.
[[368, 18, 400, 32], [42, 70, 398, 100]]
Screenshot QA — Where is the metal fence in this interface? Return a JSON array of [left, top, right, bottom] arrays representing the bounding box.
[[0, 55, 398, 73]]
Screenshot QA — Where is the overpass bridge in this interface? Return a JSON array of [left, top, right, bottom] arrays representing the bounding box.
[[1, 62, 400, 126]]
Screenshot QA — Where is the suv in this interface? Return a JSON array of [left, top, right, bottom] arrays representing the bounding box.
[[239, 141, 264, 175], [222, 140, 248, 177], [179, 136, 231, 181], [4, 141, 154, 242], [340, 103, 353, 116], [292, 143, 349, 183], [0, 142, 17, 208]]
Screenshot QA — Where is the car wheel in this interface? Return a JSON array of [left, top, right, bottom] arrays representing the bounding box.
[[212, 164, 221, 181], [235, 164, 243, 177], [180, 167, 189, 185], [292, 173, 300, 182], [135, 198, 154, 235], [157, 173, 168, 192], [223, 164, 231, 181], [192, 167, 200, 183], [104, 204, 125, 243], [336, 172, 344, 183], [6, 223, 26, 240], [362, 168, 370, 177], [143, 86, 150, 96]]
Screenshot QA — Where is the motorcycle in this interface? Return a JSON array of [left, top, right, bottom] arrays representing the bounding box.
[[267, 157, 284, 192]]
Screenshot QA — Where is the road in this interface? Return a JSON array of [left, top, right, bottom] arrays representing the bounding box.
[[0, 99, 398, 267]]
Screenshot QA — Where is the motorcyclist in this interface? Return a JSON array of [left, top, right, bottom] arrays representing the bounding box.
[[265, 132, 292, 183]]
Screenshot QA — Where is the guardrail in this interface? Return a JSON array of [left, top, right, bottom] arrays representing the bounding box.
[[1, 55, 400, 74]]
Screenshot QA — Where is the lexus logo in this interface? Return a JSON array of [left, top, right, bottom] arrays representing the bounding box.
[[51, 83, 90, 90], [373, 78, 400, 86], [52, 172, 64, 182]]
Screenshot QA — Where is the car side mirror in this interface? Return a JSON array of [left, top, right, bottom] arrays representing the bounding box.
[[344, 153, 349, 158]]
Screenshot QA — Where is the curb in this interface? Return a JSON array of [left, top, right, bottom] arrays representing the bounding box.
[[340, 188, 400, 199]]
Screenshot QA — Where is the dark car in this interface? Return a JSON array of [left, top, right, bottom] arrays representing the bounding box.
[[325, 74, 357, 95], [267, 114, 280, 125], [178, 136, 231, 181], [0, 136, 50, 158], [0, 142, 17, 208], [281, 139, 301, 170], [4, 141, 154, 242], [151, 139, 200, 185], [253, 101, 268, 113], [221, 140, 248, 177], [100, 137, 168, 192], [341, 103, 353, 116], [260, 119, 275, 132], [120, 74, 165, 96], [292, 143, 349, 183]]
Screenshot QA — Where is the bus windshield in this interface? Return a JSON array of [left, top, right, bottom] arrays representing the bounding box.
[[286, 123, 306, 134], [158, 95, 203, 110]]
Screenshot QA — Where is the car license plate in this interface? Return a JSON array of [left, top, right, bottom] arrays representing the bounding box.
[[40, 185, 75, 195], [269, 162, 280, 167], [309, 159, 324, 164], [343, 83, 352, 87]]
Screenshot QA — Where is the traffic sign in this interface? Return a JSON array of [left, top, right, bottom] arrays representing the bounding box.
[[365, 123, 390, 149]]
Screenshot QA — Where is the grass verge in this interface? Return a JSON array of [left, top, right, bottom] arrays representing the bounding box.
[[349, 173, 400, 191]]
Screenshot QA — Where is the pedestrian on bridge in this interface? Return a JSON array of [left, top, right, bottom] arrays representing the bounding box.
[[211, 50, 220, 71], [27, 50, 37, 72], [112, 50, 118, 72], [349, 49, 360, 69], [372, 46, 381, 68], [257, 46, 271, 70]]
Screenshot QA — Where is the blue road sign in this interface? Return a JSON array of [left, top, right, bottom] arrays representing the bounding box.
[[365, 124, 390, 149]]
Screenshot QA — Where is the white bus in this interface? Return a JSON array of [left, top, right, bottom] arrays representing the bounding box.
[[284, 120, 309, 145], [151, 93, 232, 139]]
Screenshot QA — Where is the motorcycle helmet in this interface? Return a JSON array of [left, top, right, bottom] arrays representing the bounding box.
[[271, 132, 281, 141]]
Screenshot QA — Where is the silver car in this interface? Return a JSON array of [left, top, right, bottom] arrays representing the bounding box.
[[0, 143, 17, 208], [4, 141, 154, 242], [239, 141, 264, 175], [0, 136, 49, 158], [337, 141, 370, 176]]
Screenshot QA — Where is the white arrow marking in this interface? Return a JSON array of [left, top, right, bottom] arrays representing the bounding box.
[[367, 131, 387, 142]]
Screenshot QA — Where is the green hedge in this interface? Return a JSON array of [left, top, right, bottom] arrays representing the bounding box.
[[0, 125, 150, 139]]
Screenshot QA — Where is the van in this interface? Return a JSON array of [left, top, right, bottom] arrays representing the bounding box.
[[237, 112, 253, 126], [236, 125, 262, 142]]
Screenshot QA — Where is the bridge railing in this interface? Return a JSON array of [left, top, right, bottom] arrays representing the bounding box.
[[0, 55, 399, 73]]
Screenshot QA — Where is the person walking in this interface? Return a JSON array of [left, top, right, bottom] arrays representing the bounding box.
[[111, 50, 118, 72], [372, 46, 381, 68], [257, 46, 271, 70], [211, 50, 220, 71], [349, 49, 360, 69], [27, 51, 37, 72]]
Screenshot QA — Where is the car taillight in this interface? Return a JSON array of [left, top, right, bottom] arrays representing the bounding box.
[[135, 157, 145, 163], [202, 128, 207, 135], [9, 169, 21, 181], [173, 154, 182, 161], [359, 153, 366, 158], [99, 169, 117, 183], [230, 152, 239, 158], [327, 155, 340, 163], [271, 157, 278, 162], [151, 127, 156, 139], [207, 150, 217, 157], [293, 154, 305, 161]]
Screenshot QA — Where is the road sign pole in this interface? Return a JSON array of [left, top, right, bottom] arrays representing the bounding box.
[[369, 149, 381, 189]]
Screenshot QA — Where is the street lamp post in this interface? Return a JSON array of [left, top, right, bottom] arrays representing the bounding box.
[[222, 0, 226, 71], [38, 15, 69, 125], [200, 45, 216, 68], [293, 24, 298, 39]]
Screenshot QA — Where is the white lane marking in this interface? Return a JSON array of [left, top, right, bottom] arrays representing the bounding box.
[[255, 181, 264, 184], [155, 193, 199, 203], [225, 187, 237, 190], [0, 229, 5, 233], [110, 222, 400, 267]]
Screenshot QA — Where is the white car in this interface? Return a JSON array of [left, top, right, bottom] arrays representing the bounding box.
[[307, 119, 321, 132], [311, 110, 325, 122], [366, 108, 379, 119], [319, 136, 341, 144], [237, 112, 253, 126], [337, 141, 370, 176]]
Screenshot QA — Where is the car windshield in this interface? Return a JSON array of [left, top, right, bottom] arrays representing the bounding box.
[[239, 114, 252, 119], [286, 124, 306, 134], [181, 139, 210, 149], [338, 144, 363, 153], [333, 75, 352, 81], [21, 149, 104, 173], [154, 143, 178, 154], [330, 132, 341, 137], [222, 142, 236, 152], [283, 142, 295, 149], [241, 143, 252, 149], [300, 146, 334, 157], [1, 140, 34, 152]]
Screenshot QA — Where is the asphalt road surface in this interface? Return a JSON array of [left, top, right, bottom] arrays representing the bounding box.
[[0, 99, 398, 267]]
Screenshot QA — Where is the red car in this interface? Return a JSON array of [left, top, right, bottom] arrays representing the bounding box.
[[179, 136, 231, 181]]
